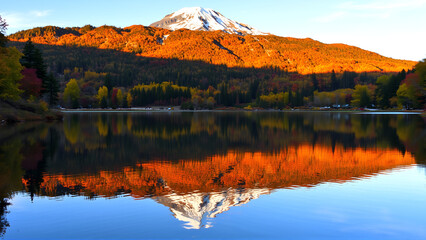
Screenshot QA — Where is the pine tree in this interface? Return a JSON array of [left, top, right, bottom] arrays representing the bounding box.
[[288, 88, 293, 107], [330, 70, 338, 90], [311, 73, 318, 91], [21, 39, 47, 92], [295, 90, 301, 106], [45, 73, 59, 105], [342, 71, 356, 89], [104, 73, 113, 97]]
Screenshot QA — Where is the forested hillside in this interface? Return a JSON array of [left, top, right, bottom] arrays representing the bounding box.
[[9, 25, 415, 74], [6, 24, 424, 110]]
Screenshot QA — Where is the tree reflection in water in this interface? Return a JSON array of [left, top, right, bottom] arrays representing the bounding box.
[[0, 112, 424, 231]]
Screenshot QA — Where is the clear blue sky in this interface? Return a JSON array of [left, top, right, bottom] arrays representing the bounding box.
[[1, 0, 425, 61]]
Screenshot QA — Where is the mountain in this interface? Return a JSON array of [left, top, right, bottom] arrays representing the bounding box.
[[8, 24, 415, 74], [149, 7, 265, 35]]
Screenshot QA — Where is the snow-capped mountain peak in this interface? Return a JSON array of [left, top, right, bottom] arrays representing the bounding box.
[[149, 7, 266, 35]]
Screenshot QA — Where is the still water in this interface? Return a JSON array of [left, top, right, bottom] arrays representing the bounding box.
[[0, 112, 425, 239]]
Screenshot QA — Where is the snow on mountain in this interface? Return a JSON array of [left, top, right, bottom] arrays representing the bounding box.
[[149, 7, 266, 35], [155, 188, 272, 229]]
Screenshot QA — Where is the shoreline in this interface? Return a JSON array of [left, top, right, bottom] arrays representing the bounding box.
[[59, 108, 424, 114], [2, 105, 423, 125], [0, 100, 63, 124]]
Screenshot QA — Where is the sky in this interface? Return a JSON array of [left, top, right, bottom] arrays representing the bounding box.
[[1, 0, 425, 61]]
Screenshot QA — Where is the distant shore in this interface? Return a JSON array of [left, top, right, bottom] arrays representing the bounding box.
[[2, 100, 424, 125], [2, 108, 424, 125], [60, 107, 424, 114]]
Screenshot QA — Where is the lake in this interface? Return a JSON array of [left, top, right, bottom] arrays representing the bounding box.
[[0, 112, 425, 239]]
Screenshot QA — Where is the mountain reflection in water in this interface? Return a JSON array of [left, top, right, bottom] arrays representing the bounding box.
[[38, 146, 415, 229], [0, 112, 425, 232]]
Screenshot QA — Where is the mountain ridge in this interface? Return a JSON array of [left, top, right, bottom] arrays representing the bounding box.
[[8, 24, 415, 74]]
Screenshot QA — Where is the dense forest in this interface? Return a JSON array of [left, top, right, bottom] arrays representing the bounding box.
[[5, 40, 425, 110], [1, 19, 425, 110]]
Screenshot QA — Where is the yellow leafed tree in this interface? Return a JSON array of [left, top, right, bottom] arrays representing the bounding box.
[[0, 47, 23, 100]]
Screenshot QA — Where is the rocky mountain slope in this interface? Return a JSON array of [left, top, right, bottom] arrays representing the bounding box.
[[149, 7, 265, 35]]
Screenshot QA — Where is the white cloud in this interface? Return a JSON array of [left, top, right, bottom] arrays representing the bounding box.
[[31, 10, 51, 17], [1, 12, 29, 29], [0, 10, 52, 34]]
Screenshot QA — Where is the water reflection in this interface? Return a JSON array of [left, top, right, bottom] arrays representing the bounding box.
[[156, 188, 272, 229], [0, 112, 425, 232]]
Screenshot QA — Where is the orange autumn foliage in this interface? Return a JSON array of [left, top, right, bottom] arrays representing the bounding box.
[[30, 145, 415, 198], [9, 25, 416, 74]]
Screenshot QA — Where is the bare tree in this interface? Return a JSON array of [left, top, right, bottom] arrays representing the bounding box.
[[0, 16, 8, 47], [0, 16, 7, 34]]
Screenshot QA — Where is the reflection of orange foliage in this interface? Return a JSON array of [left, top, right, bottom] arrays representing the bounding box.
[[9, 25, 416, 74], [33, 145, 415, 198]]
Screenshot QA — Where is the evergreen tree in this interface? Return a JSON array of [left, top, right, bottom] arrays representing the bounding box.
[[387, 69, 407, 102], [341, 71, 357, 89], [295, 90, 302, 106], [397, 69, 407, 82], [288, 89, 293, 107], [330, 70, 338, 90], [45, 73, 59, 105], [375, 75, 391, 108], [20, 39, 47, 92], [311, 73, 318, 91], [104, 73, 113, 97]]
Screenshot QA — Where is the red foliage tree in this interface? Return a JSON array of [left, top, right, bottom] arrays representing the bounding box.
[[111, 88, 118, 107], [19, 68, 42, 98]]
